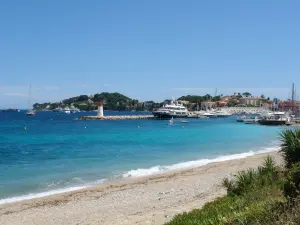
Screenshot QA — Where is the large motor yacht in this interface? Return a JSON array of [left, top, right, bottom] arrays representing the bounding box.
[[152, 100, 188, 118], [258, 111, 290, 125]]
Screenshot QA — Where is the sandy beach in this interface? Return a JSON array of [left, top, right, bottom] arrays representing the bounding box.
[[0, 151, 282, 225]]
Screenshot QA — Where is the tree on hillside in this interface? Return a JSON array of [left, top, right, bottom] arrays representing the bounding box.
[[236, 93, 242, 99], [227, 99, 238, 107], [78, 95, 89, 101], [204, 94, 212, 101], [211, 96, 221, 102], [242, 92, 252, 97]]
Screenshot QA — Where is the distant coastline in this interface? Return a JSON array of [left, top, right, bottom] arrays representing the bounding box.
[[32, 91, 225, 112]]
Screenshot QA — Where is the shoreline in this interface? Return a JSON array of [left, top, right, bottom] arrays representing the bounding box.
[[0, 146, 279, 205], [0, 151, 282, 225]]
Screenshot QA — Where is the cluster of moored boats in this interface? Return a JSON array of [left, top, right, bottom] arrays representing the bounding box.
[[52, 106, 80, 114], [152, 99, 300, 126], [1, 106, 81, 116], [152, 100, 232, 119], [237, 111, 297, 126]]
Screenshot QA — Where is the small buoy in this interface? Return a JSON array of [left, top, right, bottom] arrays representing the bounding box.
[[84, 126, 87, 129], [24, 126, 27, 130]]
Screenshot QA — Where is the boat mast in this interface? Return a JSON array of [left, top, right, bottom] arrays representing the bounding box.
[[28, 84, 32, 110], [292, 83, 295, 114]]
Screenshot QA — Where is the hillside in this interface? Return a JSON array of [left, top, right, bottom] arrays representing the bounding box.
[[33, 92, 141, 111]]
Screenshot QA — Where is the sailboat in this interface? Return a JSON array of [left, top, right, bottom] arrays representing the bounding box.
[[168, 117, 174, 125], [27, 84, 36, 116]]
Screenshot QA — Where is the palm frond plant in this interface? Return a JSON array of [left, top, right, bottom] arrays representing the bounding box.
[[280, 129, 300, 168]]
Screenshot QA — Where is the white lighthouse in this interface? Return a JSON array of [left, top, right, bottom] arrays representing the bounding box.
[[97, 102, 104, 117]]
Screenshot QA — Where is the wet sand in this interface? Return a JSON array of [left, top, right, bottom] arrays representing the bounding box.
[[0, 151, 282, 225]]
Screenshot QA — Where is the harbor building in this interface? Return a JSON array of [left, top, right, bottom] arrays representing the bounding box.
[[239, 96, 265, 107], [201, 101, 216, 110]]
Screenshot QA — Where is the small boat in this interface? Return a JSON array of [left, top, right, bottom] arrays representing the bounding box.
[[53, 107, 63, 112], [236, 115, 247, 122], [180, 119, 188, 123], [27, 85, 36, 116], [64, 107, 71, 114], [70, 105, 80, 113], [168, 117, 174, 125], [201, 111, 218, 118], [27, 110, 36, 116], [214, 110, 232, 117], [243, 118, 257, 124]]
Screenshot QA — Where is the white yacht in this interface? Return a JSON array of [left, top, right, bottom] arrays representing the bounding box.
[[258, 111, 290, 125], [64, 107, 71, 114], [26, 110, 36, 116], [197, 111, 218, 118], [243, 116, 260, 124], [213, 110, 232, 117], [70, 105, 80, 113], [152, 99, 188, 118], [53, 107, 63, 112]]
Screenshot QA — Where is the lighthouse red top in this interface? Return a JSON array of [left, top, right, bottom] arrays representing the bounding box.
[[98, 102, 103, 107]]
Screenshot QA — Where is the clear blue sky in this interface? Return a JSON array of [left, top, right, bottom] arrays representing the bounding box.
[[1, 0, 299, 108]]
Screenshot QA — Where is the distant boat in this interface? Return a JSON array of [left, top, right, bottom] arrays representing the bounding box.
[[27, 85, 36, 116], [237, 115, 247, 122], [180, 119, 188, 123], [70, 105, 80, 113], [168, 117, 174, 125], [1, 108, 20, 112], [197, 111, 218, 118], [258, 111, 290, 126], [153, 99, 188, 119], [243, 117, 258, 124], [27, 110, 36, 116], [52, 107, 63, 112], [64, 107, 71, 114]]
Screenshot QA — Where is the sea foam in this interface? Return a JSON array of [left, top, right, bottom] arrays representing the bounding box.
[[0, 186, 86, 205], [0, 147, 279, 205], [122, 146, 279, 178], [0, 178, 107, 205]]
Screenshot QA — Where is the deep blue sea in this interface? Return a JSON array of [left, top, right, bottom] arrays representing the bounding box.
[[0, 111, 284, 204]]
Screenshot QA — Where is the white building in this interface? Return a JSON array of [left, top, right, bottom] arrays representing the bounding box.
[[239, 97, 264, 107], [201, 101, 216, 110]]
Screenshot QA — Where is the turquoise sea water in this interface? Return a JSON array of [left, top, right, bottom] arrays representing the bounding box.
[[0, 111, 283, 203]]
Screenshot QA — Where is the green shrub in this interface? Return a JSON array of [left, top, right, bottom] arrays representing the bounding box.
[[166, 156, 285, 225], [283, 162, 300, 199], [166, 186, 284, 225], [280, 129, 300, 169], [223, 156, 280, 196]]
